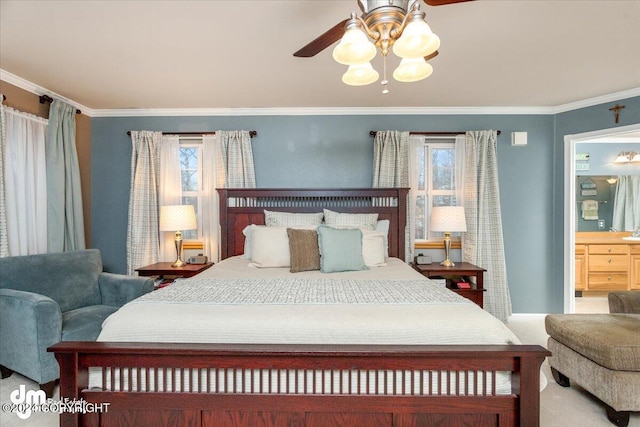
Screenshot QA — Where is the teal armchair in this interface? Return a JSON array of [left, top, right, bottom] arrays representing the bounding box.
[[0, 249, 153, 397]]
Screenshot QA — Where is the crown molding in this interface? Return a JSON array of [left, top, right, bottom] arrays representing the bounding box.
[[0, 69, 94, 116], [552, 87, 640, 114], [90, 106, 552, 117], [2, 68, 638, 118]]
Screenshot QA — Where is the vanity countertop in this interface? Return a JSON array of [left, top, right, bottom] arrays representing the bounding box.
[[576, 231, 639, 245]]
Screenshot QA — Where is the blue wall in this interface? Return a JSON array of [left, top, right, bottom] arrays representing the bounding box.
[[91, 96, 640, 313]]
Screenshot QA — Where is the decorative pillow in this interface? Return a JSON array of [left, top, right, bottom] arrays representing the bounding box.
[[362, 230, 386, 267], [242, 225, 254, 259], [317, 226, 368, 273], [248, 226, 290, 267], [375, 219, 390, 256], [264, 210, 324, 227], [287, 228, 321, 273], [323, 209, 378, 230]]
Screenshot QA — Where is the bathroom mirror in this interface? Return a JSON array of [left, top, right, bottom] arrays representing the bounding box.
[[575, 175, 639, 232]]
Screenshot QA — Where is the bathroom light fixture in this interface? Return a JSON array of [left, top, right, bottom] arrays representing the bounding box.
[[606, 177, 618, 185], [614, 151, 639, 163]]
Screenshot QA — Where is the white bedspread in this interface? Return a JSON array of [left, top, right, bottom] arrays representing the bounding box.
[[99, 257, 520, 346]]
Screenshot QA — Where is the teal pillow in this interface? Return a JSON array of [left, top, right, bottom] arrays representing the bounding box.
[[317, 226, 369, 273]]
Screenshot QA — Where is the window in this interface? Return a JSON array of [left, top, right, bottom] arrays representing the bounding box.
[[413, 138, 460, 242], [179, 138, 203, 241]]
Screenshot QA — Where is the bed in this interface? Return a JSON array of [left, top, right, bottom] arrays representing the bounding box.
[[50, 188, 549, 427]]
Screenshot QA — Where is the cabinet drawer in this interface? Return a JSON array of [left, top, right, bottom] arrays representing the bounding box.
[[589, 245, 629, 255], [588, 255, 628, 272], [588, 273, 628, 290], [632, 245, 640, 256], [575, 244, 586, 255]]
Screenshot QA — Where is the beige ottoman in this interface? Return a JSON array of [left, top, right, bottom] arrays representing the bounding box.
[[545, 313, 640, 426]]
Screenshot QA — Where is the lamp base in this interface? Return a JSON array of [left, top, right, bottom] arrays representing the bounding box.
[[171, 259, 187, 268], [440, 259, 455, 267]]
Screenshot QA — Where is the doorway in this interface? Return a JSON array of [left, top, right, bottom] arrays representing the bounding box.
[[564, 123, 640, 313]]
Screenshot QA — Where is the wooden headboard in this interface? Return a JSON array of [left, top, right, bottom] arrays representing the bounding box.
[[217, 188, 409, 260]]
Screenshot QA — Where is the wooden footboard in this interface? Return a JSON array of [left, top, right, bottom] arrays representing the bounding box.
[[50, 342, 549, 427]]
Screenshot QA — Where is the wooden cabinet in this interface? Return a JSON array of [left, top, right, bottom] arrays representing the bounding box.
[[575, 233, 637, 293], [575, 244, 586, 291], [631, 245, 640, 290]]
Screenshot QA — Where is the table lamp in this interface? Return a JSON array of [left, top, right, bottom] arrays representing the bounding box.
[[430, 206, 467, 267], [159, 205, 197, 267]]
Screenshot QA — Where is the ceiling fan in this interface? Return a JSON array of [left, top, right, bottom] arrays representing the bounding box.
[[294, 0, 474, 92]]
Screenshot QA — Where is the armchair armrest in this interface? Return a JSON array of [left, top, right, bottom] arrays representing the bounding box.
[[608, 291, 640, 314], [98, 273, 154, 307], [0, 289, 62, 384]]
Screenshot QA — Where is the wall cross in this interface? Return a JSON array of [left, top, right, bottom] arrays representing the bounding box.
[[608, 104, 625, 124]]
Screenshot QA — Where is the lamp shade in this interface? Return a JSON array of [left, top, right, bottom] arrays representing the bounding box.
[[332, 28, 377, 65], [430, 206, 467, 232], [342, 62, 379, 86], [392, 19, 440, 58], [393, 57, 433, 82], [159, 205, 197, 231]]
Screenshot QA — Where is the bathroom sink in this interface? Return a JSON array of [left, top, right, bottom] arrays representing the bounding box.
[[622, 236, 640, 241]]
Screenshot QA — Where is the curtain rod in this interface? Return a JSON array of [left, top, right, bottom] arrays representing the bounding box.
[[39, 95, 81, 115], [369, 130, 501, 137], [126, 130, 257, 138]]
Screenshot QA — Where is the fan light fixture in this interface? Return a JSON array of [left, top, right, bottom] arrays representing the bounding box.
[[614, 151, 640, 163], [333, 0, 440, 93]]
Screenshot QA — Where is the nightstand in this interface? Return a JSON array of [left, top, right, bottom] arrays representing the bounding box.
[[135, 262, 214, 279], [411, 262, 486, 308]]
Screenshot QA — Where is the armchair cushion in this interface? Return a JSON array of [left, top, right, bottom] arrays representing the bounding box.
[[99, 272, 154, 307], [62, 305, 119, 341]]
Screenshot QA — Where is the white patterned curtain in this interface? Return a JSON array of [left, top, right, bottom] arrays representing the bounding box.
[[0, 95, 8, 257], [46, 99, 85, 252], [126, 131, 162, 275], [204, 131, 256, 261], [612, 175, 640, 231], [217, 130, 256, 188], [372, 130, 413, 262], [2, 106, 48, 256], [462, 130, 511, 322], [158, 135, 181, 262]]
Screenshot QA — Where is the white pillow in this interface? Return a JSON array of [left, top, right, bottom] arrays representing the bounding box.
[[264, 210, 323, 227], [362, 230, 387, 267], [323, 209, 378, 230], [375, 219, 390, 256], [248, 226, 290, 268], [242, 225, 254, 259]]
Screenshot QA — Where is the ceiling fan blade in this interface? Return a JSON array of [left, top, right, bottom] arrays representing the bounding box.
[[424, 50, 439, 61], [424, 0, 474, 6], [293, 19, 348, 58]]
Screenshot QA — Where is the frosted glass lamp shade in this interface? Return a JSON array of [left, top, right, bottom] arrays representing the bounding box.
[[393, 57, 433, 82], [430, 206, 467, 233], [333, 28, 377, 65], [159, 205, 197, 231], [631, 152, 640, 162], [342, 62, 380, 86], [392, 19, 440, 58]]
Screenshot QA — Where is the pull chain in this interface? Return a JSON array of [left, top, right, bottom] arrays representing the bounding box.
[[381, 55, 389, 94]]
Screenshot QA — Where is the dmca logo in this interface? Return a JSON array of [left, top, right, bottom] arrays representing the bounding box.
[[8, 384, 46, 419], [2, 384, 110, 420]]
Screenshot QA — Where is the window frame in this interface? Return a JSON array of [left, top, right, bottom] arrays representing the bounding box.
[[412, 137, 462, 249], [178, 138, 204, 247]]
